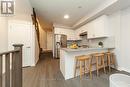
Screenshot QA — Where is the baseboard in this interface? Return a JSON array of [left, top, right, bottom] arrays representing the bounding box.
[[29, 58, 39, 67], [117, 66, 130, 73]]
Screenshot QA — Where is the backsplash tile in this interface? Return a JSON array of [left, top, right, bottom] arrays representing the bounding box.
[[67, 37, 115, 48], [88, 37, 115, 48]]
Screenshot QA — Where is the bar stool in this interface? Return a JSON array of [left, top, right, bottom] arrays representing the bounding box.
[[105, 52, 116, 72], [74, 55, 92, 79], [92, 53, 106, 76]]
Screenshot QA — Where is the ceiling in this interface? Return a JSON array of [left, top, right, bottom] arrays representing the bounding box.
[[29, 0, 130, 29], [29, 0, 108, 27]]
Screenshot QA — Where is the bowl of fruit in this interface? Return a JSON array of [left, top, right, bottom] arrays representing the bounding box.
[[70, 43, 78, 49]]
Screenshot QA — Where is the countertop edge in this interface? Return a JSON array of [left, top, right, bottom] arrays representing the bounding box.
[[60, 47, 115, 52]]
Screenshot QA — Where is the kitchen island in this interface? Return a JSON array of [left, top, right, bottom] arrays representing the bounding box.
[[60, 47, 114, 80]]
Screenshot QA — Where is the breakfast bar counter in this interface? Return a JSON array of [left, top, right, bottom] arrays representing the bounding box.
[[60, 47, 114, 80]]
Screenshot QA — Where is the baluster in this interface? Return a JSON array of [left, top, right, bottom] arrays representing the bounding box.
[[0, 55, 2, 87], [5, 54, 10, 87], [12, 52, 15, 87]]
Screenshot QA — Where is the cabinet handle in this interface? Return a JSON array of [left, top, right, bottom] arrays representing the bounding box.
[[26, 46, 31, 48]]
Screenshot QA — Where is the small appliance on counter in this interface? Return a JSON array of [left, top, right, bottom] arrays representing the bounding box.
[[81, 45, 89, 48], [98, 41, 104, 48]]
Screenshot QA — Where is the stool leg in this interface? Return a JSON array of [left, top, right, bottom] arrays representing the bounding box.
[[112, 54, 116, 69], [89, 57, 93, 79], [84, 61, 86, 75], [89, 63, 92, 79], [107, 57, 109, 67], [102, 56, 106, 73], [96, 57, 99, 76], [74, 59, 78, 77], [108, 55, 111, 72], [80, 61, 82, 79]]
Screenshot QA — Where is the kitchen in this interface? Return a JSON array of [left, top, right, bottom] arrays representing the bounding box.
[[53, 15, 116, 80]]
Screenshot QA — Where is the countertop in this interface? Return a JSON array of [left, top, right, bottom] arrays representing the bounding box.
[[61, 47, 115, 52]]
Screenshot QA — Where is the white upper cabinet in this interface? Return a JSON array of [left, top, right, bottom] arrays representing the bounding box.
[[74, 29, 81, 40], [87, 15, 109, 39], [87, 22, 95, 38], [74, 24, 88, 40], [54, 28, 75, 40]]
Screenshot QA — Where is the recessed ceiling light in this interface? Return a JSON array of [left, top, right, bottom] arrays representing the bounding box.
[[78, 6, 82, 8], [64, 14, 69, 19]]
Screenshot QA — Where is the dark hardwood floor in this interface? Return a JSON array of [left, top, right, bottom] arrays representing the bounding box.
[[23, 53, 128, 87]]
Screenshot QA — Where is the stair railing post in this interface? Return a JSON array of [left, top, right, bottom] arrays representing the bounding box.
[[13, 44, 23, 87]]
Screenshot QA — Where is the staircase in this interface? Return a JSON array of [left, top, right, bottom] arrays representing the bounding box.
[[31, 8, 41, 53]]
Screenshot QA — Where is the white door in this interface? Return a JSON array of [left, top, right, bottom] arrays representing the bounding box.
[[8, 21, 33, 67]]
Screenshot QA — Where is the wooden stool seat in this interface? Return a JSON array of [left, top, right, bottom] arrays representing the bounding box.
[[77, 56, 90, 61], [105, 52, 113, 55], [93, 53, 104, 57], [74, 55, 92, 79]]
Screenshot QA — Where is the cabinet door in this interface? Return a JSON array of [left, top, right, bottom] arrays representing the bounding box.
[[88, 15, 108, 39], [55, 28, 75, 40], [93, 16, 106, 38], [87, 22, 95, 39], [66, 29, 75, 40], [74, 28, 82, 40], [75, 25, 88, 40]]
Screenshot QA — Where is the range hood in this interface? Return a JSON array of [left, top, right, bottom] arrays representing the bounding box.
[[79, 32, 87, 36]]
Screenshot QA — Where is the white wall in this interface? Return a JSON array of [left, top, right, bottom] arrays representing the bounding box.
[[0, 17, 8, 52], [8, 0, 33, 22], [0, 17, 8, 73], [120, 7, 130, 72], [39, 23, 47, 51], [107, 11, 121, 69], [100, 7, 130, 72]]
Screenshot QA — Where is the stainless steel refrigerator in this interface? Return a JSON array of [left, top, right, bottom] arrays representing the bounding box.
[[54, 34, 67, 58]]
